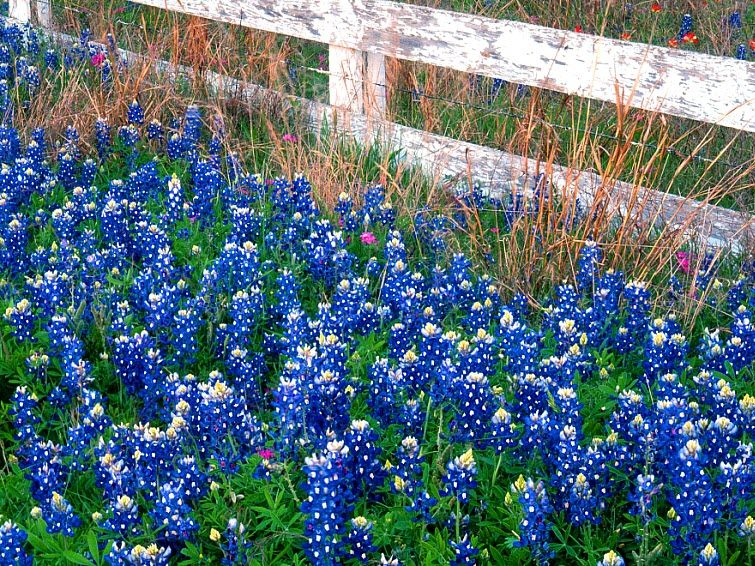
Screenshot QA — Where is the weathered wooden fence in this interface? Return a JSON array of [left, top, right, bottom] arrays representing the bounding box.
[[7, 0, 755, 249]]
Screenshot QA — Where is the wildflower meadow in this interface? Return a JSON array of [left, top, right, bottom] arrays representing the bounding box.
[[0, 5, 754, 566]]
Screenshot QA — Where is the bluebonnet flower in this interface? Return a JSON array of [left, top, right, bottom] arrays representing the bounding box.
[[511, 476, 554, 565], [451, 535, 479, 565], [576, 240, 601, 293], [0, 519, 32, 565], [106, 541, 172, 565], [698, 543, 719, 566], [344, 516, 376, 564], [44, 49, 58, 69], [4, 298, 34, 341], [442, 449, 478, 504], [150, 481, 199, 545], [128, 100, 145, 125], [739, 515, 755, 539], [390, 436, 434, 518], [301, 444, 354, 565], [629, 473, 661, 523], [103, 493, 141, 537], [596, 550, 625, 566], [218, 518, 251, 565], [677, 14, 694, 41], [728, 12, 742, 30], [147, 119, 164, 141], [39, 491, 81, 536], [95, 118, 111, 159], [344, 420, 386, 498]]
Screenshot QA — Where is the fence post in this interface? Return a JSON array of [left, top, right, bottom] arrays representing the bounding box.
[[365, 51, 386, 118], [329, 45, 364, 113], [9, 0, 32, 22], [329, 46, 387, 120], [36, 0, 52, 27]]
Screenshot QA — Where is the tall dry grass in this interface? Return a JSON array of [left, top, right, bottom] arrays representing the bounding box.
[[34, 2, 754, 320]]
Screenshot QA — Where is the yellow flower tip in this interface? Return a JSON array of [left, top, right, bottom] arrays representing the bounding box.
[[701, 543, 717, 561], [210, 528, 221, 542], [458, 448, 475, 468], [393, 475, 406, 492]]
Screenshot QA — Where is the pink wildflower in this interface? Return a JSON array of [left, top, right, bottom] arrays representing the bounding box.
[[360, 232, 378, 245], [282, 133, 298, 143], [675, 251, 690, 274], [258, 448, 275, 460], [490, 227, 500, 234], [91, 53, 106, 68]]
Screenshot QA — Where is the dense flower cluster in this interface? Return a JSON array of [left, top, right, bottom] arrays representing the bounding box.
[[0, 15, 753, 566]]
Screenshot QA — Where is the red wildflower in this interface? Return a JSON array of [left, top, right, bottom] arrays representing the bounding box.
[[682, 32, 699, 45], [574, 25, 584, 33], [651, 2, 662, 12], [749, 38, 755, 51], [668, 38, 679, 48], [620, 32, 632, 40]]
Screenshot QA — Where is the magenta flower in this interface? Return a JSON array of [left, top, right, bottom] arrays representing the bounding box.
[[282, 133, 298, 143], [675, 251, 690, 274], [91, 53, 106, 68], [360, 232, 378, 245], [258, 449, 275, 460]]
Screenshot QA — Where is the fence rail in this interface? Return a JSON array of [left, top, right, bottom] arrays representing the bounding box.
[[132, 0, 755, 132], [6, 0, 755, 249]]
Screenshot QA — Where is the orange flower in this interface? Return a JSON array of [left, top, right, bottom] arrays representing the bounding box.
[[621, 32, 632, 40], [574, 24, 584, 33], [682, 32, 699, 45], [668, 38, 679, 48], [651, 2, 662, 12], [749, 38, 755, 51]]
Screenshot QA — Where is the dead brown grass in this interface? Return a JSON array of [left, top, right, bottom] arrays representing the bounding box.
[[33, 1, 754, 319]]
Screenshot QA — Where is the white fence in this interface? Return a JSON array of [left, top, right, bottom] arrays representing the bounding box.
[[7, 0, 755, 248]]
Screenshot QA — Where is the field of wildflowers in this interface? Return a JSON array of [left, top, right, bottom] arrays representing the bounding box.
[[0, 11, 754, 566]]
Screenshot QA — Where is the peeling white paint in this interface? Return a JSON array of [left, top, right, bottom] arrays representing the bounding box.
[[131, 0, 755, 131]]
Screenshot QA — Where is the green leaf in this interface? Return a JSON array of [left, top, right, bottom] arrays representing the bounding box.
[[87, 530, 100, 564], [59, 550, 95, 566]]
